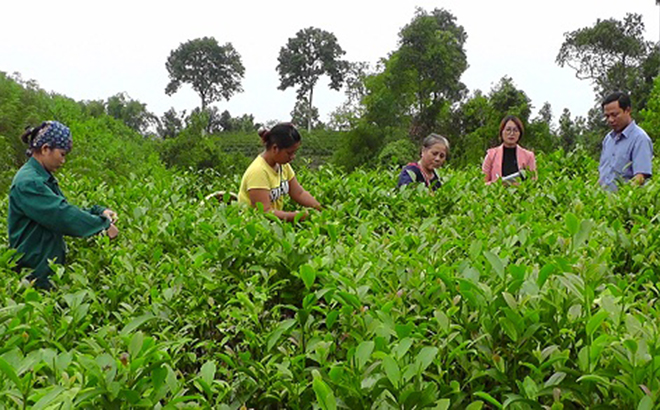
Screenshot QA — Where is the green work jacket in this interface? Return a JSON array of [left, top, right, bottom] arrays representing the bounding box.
[[8, 157, 111, 287]]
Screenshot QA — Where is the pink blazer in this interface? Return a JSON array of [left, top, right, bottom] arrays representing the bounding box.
[[482, 144, 536, 184]]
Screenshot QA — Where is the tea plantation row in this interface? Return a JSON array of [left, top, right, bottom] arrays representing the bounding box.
[[1, 149, 659, 409]]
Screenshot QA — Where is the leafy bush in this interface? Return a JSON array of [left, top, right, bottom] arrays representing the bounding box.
[[333, 124, 407, 171], [378, 138, 418, 167], [0, 72, 163, 188], [2, 147, 660, 408]]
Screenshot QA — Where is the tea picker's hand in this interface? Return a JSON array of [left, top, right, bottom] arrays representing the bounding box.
[[296, 210, 310, 222], [103, 209, 118, 223]]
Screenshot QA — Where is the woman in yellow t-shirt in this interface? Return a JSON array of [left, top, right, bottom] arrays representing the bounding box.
[[238, 123, 321, 221]]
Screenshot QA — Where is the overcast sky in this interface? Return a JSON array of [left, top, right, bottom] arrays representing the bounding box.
[[2, 1, 659, 126]]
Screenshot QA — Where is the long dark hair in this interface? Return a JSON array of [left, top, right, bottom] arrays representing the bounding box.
[[258, 123, 301, 149]]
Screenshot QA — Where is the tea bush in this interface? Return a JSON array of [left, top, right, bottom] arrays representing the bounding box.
[[1, 146, 660, 409]]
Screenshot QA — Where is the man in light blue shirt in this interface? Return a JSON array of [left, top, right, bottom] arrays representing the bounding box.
[[598, 92, 653, 191]]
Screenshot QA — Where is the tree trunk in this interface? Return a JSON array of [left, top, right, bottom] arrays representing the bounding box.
[[201, 94, 208, 136], [307, 87, 314, 133]]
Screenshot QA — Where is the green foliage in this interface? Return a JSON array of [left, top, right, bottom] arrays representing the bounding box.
[[217, 110, 256, 133], [328, 62, 371, 131], [157, 123, 339, 173], [79, 99, 106, 118], [526, 102, 557, 154], [557, 108, 583, 152], [165, 37, 245, 110], [0, 72, 162, 191], [277, 27, 348, 132], [362, 61, 415, 129], [0, 72, 52, 169], [3, 146, 660, 408], [156, 107, 186, 139], [556, 13, 658, 111], [451, 78, 538, 167], [639, 75, 660, 144], [105, 92, 157, 135], [333, 124, 406, 171], [157, 112, 250, 174], [487, 77, 532, 123], [364, 8, 467, 138], [291, 97, 322, 130], [378, 139, 418, 167]]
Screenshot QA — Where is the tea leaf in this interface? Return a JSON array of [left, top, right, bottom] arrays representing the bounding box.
[[586, 310, 609, 338], [32, 386, 65, 410], [200, 360, 216, 386], [326, 311, 339, 329], [382, 355, 401, 389], [565, 213, 579, 236], [393, 338, 414, 360], [473, 392, 502, 409], [502, 292, 518, 310], [120, 313, 156, 336], [544, 372, 567, 388], [267, 319, 296, 351], [312, 370, 337, 410], [355, 341, 375, 370], [0, 357, 22, 390], [522, 376, 538, 399], [414, 347, 438, 374], [300, 264, 317, 290], [484, 251, 504, 279], [637, 395, 653, 410], [465, 401, 484, 410], [434, 399, 451, 410], [537, 264, 555, 288], [573, 219, 594, 249]]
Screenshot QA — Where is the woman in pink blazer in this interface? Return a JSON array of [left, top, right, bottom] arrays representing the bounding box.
[[482, 115, 536, 184]]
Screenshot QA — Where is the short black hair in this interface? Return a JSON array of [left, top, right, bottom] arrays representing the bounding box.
[[602, 92, 631, 110]]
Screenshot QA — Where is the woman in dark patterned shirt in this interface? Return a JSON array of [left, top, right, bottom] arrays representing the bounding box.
[[397, 134, 450, 191]]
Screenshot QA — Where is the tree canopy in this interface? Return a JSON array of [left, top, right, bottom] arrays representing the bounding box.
[[277, 27, 348, 132], [106, 92, 157, 135], [556, 13, 658, 109], [362, 8, 469, 139], [165, 37, 245, 110]]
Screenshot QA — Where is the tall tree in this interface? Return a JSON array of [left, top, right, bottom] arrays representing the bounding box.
[[277, 27, 348, 132], [165, 37, 245, 110], [556, 13, 657, 109], [364, 8, 468, 138]]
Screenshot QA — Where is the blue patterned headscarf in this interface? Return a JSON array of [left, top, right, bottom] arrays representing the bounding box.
[[31, 121, 73, 152]]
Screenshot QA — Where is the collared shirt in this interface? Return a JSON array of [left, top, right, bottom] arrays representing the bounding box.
[[598, 120, 653, 191], [8, 157, 111, 288]]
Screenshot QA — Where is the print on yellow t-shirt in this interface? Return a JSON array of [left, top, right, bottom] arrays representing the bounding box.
[[238, 156, 295, 210]]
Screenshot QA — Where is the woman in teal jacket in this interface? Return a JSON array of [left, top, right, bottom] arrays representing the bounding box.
[[8, 121, 119, 289]]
